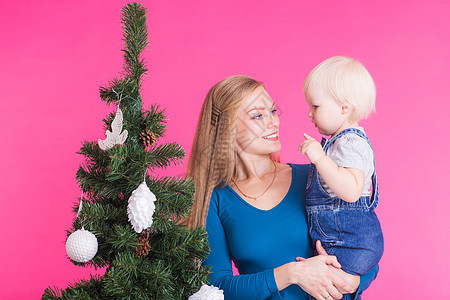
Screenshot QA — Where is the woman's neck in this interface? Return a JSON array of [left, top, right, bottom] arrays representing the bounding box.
[[234, 153, 275, 181]]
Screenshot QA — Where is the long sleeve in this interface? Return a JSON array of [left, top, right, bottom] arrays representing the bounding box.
[[352, 265, 379, 299], [204, 190, 283, 300], [342, 264, 379, 300]]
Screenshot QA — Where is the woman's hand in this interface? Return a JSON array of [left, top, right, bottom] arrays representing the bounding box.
[[327, 267, 360, 294], [288, 254, 346, 300], [275, 240, 349, 300], [315, 241, 360, 294], [295, 241, 360, 296]]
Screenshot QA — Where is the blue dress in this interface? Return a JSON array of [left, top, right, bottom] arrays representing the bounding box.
[[205, 164, 378, 299]]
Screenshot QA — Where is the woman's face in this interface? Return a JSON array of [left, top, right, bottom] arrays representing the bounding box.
[[235, 86, 281, 156]]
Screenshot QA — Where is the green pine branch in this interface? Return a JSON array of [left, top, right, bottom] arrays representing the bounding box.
[[121, 3, 148, 83], [142, 104, 168, 137], [99, 77, 134, 106], [105, 224, 138, 253], [146, 142, 185, 168], [43, 275, 104, 300]]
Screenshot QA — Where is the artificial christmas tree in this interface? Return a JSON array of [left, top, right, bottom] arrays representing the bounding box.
[[43, 3, 210, 299]]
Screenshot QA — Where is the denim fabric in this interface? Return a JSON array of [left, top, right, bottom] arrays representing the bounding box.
[[305, 128, 384, 278]]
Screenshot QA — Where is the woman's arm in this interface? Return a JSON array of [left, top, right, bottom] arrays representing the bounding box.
[[205, 191, 282, 299]]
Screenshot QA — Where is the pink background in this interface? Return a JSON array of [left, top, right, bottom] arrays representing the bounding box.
[[1, 0, 448, 298]]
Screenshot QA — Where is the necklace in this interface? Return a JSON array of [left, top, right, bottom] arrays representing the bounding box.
[[231, 160, 277, 200]]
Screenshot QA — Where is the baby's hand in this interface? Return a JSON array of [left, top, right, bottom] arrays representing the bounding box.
[[298, 133, 326, 164]]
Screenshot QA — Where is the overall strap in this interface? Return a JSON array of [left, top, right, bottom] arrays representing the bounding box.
[[322, 128, 371, 152], [322, 128, 379, 208]]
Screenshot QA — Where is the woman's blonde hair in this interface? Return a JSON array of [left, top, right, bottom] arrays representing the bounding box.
[[303, 56, 376, 122], [186, 75, 264, 227]]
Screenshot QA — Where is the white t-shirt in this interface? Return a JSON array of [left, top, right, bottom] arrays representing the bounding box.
[[319, 128, 374, 197]]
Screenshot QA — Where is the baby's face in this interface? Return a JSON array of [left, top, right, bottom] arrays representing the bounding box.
[[305, 85, 350, 137]]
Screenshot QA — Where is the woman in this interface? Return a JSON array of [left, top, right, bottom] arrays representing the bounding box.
[[187, 75, 378, 299]]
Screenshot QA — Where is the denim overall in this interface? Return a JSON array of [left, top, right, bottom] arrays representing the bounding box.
[[305, 128, 384, 277]]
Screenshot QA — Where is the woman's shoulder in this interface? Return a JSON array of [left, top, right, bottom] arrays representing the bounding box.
[[285, 163, 310, 187], [286, 163, 310, 174], [210, 185, 234, 206], [268, 163, 310, 192]]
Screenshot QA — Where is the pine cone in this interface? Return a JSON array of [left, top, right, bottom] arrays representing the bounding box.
[[139, 129, 156, 147], [135, 236, 151, 258]]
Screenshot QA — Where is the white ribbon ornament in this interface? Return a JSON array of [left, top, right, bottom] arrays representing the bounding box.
[[98, 107, 128, 150]]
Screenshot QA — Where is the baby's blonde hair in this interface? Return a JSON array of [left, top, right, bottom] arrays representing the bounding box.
[[303, 56, 376, 122], [186, 75, 265, 227]]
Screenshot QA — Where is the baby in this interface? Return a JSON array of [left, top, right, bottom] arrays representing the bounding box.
[[299, 56, 383, 277]]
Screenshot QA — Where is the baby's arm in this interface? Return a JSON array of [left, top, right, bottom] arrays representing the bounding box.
[[299, 133, 364, 203]]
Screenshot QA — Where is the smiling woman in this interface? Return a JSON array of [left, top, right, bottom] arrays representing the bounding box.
[[235, 86, 281, 156], [185, 75, 378, 299]]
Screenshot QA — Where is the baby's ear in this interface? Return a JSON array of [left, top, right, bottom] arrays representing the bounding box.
[[341, 100, 352, 114]]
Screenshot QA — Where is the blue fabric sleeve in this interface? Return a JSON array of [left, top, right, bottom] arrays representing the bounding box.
[[354, 265, 379, 298], [204, 190, 283, 300], [343, 265, 379, 299]]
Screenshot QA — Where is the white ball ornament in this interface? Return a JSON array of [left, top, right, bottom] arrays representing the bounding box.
[[66, 228, 98, 263], [127, 181, 157, 233]]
